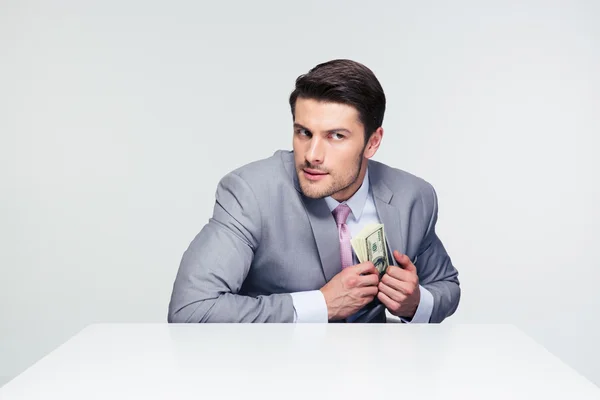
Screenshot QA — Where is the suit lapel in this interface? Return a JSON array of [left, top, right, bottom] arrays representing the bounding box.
[[374, 200, 402, 267], [370, 168, 404, 267], [303, 197, 341, 281], [281, 150, 341, 281]]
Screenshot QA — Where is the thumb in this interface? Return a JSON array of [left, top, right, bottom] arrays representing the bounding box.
[[393, 251, 417, 272]]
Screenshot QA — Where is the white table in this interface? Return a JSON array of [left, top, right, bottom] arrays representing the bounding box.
[[1, 323, 598, 399]]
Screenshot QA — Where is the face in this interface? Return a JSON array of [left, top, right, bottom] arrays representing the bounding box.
[[292, 97, 383, 201]]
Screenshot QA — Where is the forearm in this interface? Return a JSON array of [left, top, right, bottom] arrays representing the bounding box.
[[168, 292, 295, 323], [422, 280, 460, 323]]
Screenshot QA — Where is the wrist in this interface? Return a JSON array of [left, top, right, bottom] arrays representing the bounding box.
[[398, 290, 420, 318], [319, 288, 331, 319], [319, 287, 337, 320], [399, 303, 418, 319]]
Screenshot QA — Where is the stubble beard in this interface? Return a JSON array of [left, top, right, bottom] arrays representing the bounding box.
[[297, 150, 364, 200]]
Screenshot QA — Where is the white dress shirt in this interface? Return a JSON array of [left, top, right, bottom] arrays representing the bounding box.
[[289, 170, 434, 323]]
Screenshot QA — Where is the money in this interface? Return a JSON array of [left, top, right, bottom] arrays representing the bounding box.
[[351, 224, 390, 275]]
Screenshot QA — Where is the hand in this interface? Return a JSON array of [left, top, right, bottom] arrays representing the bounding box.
[[377, 251, 421, 318], [320, 262, 380, 321]]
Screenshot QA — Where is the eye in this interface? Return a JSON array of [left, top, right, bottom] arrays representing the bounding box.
[[296, 128, 311, 137], [330, 132, 345, 140]]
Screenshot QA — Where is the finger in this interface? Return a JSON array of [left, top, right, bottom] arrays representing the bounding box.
[[380, 273, 415, 295], [385, 265, 416, 283], [393, 251, 417, 273], [356, 273, 380, 288], [378, 282, 406, 303], [377, 291, 400, 311], [354, 261, 378, 276], [359, 286, 379, 298]]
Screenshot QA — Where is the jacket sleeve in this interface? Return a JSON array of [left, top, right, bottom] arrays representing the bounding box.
[[415, 184, 461, 323], [168, 171, 295, 323]]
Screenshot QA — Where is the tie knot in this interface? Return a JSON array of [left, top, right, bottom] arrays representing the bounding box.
[[332, 203, 351, 225]]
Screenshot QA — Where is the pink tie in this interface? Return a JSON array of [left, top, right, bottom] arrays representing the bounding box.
[[332, 204, 353, 269]]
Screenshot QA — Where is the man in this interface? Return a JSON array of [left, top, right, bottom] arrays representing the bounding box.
[[168, 59, 460, 323]]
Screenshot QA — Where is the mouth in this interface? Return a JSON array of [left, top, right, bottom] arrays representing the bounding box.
[[302, 168, 328, 181]]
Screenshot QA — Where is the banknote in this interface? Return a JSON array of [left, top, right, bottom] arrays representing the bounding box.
[[351, 223, 390, 275]]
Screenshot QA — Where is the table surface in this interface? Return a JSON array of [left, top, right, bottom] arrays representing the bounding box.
[[1, 323, 598, 399]]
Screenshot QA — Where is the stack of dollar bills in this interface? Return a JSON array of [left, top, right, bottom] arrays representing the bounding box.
[[351, 224, 390, 275]]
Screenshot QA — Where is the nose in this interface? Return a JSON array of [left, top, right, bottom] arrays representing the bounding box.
[[306, 136, 325, 166]]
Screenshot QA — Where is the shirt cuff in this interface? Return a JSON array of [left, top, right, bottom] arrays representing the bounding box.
[[290, 290, 328, 323], [400, 285, 434, 323]]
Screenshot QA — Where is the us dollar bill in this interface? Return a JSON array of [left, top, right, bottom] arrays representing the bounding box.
[[351, 224, 389, 275], [365, 226, 389, 275]]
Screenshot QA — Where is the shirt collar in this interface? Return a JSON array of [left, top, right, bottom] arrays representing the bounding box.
[[324, 168, 370, 221]]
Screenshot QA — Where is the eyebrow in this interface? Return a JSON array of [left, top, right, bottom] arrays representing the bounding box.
[[293, 123, 351, 135]]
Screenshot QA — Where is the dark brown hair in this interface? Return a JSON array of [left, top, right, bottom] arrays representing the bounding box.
[[289, 59, 386, 143]]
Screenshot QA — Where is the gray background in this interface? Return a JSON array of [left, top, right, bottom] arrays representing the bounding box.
[[1, 0, 599, 387]]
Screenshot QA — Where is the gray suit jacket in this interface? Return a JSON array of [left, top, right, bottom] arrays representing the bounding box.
[[168, 150, 460, 323]]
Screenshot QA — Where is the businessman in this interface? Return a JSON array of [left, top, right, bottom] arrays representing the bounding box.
[[168, 59, 460, 323]]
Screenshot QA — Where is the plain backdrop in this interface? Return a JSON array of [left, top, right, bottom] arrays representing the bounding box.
[[1, 0, 599, 388]]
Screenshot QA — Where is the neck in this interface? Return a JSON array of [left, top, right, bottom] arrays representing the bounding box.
[[331, 158, 368, 202]]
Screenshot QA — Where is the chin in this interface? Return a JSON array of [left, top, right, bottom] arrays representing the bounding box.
[[301, 190, 324, 199], [299, 181, 329, 199]]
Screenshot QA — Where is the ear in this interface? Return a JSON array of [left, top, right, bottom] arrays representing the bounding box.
[[363, 127, 384, 158]]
